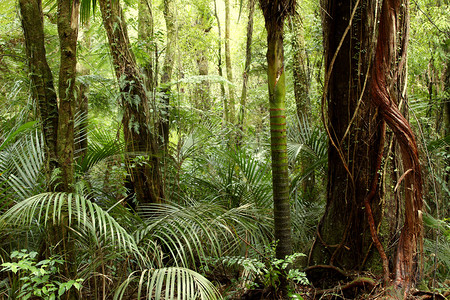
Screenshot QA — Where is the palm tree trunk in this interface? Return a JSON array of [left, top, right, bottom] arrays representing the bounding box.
[[259, 0, 294, 267]]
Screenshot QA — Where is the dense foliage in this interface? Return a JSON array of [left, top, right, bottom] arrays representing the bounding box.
[[0, 0, 448, 298]]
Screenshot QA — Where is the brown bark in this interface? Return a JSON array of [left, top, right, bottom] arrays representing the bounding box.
[[310, 0, 383, 271], [19, 0, 59, 179], [98, 0, 164, 204], [56, 0, 80, 192], [370, 0, 423, 293]]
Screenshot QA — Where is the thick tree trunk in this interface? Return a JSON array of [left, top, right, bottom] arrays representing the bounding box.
[[224, 0, 235, 123], [98, 0, 164, 204], [310, 0, 384, 271], [19, 0, 59, 179], [159, 0, 176, 151]]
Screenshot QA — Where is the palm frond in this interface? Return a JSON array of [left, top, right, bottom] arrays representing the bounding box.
[[114, 267, 221, 300], [0, 192, 139, 255], [287, 114, 327, 165], [6, 130, 45, 199], [134, 201, 271, 268], [77, 128, 124, 174]]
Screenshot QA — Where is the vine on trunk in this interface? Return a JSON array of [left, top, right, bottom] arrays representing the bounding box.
[[370, 0, 423, 293]]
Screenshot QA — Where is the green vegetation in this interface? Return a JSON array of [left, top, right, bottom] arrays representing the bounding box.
[[0, 0, 448, 298]]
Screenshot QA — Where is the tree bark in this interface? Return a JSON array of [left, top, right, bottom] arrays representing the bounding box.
[[290, 13, 310, 120], [194, 5, 212, 111], [289, 11, 315, 202], [19, 0, 59, 180], [56, 0, 80, 192], [98, 0, 164, 204], [237, 0, 255, 141], [224, 0, 235, 123], [75, 22, 91, 161], [213, 0, 227, 123], [159, 0, 176, 151], [138, 0, 156, 92], [310, 0, 384, 271]]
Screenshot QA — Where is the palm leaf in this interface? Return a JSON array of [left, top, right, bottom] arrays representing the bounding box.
[[114, 267, 221, 300], [0, 192, 139, 255]]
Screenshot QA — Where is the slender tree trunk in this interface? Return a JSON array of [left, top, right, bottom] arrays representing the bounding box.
[[213, 0, 227, 123], [56, 0, 80, 192], [56, 2, 81, 298], [290, 13, 310, 120], [237, 0, 255, 141], [194, 5, 212, 111], [224, 0, 235, 123], [289, 11, 315, 202], [19, 0, 59, 181], [138, 0, 155, 92], [159, 0, 176, 151], [98, 0, 164, 204], [259, 2, 295, 295], [75, 22, 91, 161]]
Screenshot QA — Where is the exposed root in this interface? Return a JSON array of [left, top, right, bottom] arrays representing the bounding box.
[[313, 277, 377, 298]]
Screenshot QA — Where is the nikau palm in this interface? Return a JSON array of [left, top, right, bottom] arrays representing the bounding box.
[[259, 0, 295, 286]]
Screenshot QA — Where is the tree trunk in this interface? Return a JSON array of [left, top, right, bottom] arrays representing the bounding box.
[[259, 2, 295, 294], [371, 0, 423, 293], [138, 0, 156, 92], [159, 0, 176, 151], [19, 0, 59, 180], [213, 0, 228, 123], [290, 13, 310, 120], [98, 0, 164, 204], [237, 0, 255, 141], [56, 0, 80, 192], [194, 5, 212, 111], [289, 11, 315, 202], [310, 0, 384, 271], [224, 0, 235, 123], [75, 22, 91, 161]]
